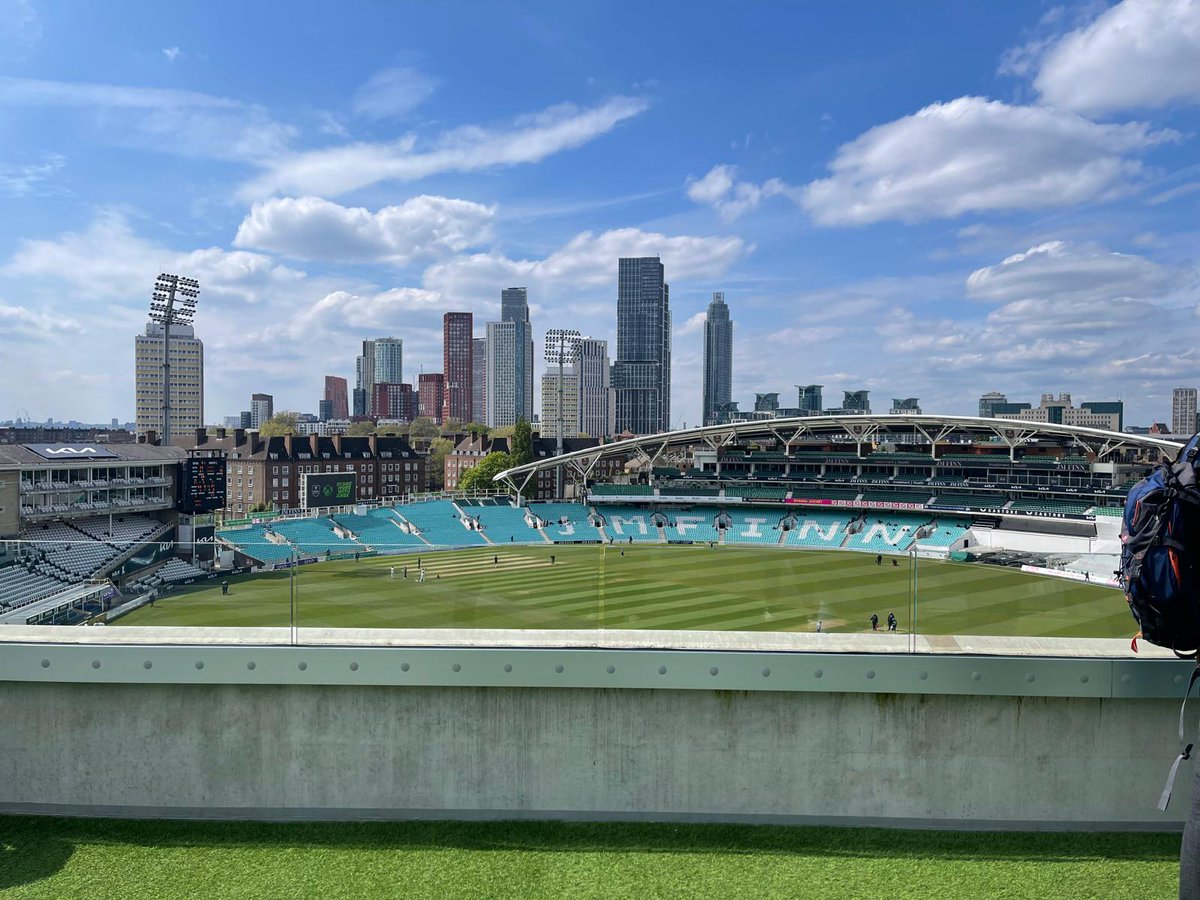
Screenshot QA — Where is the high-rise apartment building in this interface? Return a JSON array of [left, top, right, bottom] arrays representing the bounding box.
[[323, 375, 349, 421], [418, 373, 445, 424], [500, 288, 534, 422], [978, 391, 1008, 418], [373, 382, 415, 422], [471, 337, 487, 424], [796, 385, 823, 415], [356, 340, 375, 413], [486, 321, 519, 428], [134, 322, 204, 435], [576, 337, 612, 439], [442, 312, 473, 424], [1173, 388, 1197, 435], [890, 398, 922, 415], [249, 393, 273, 429], [842, 391, 870, 414], [373, 338, 403, 388], [540, 372, 580, 441], [485, 289, 534, 427], [612, 257, 671, 435], [995, 393, 1123, 431], [702, 292, 733, 426]]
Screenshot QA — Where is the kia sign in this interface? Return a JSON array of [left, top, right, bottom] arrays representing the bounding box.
[[302, 472, 356, 509], [24, 443, 119, 460]]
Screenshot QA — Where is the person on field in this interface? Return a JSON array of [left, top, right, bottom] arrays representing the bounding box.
[[550, 555, 555, 565], [403, 566, 408, 579], [887, 612, 897, 632], [221, 580, 229, 596], [876, 554, 882, 566], [870, 613, 879, 631], [390, 566, 395, 580], [815, 620, 822, 633], [493, 554, 499, 566], [417, 567, 425, 584], [892, 559, 899, 567]]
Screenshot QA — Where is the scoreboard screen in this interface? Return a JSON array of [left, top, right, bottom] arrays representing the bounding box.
[[303, 472, 357, 509], [179, 457, 226, 514]]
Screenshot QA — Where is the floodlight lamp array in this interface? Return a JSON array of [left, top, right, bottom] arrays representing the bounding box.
[[544, 328, 582, 363]]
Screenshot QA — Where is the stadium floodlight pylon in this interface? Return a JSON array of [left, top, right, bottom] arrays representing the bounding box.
[[545, 328, 581, 500], [149, 273, 201, 447]]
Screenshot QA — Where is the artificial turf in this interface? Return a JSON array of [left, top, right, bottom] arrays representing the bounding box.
[[0, 817, 1181, 899], [119, 545, 1132, 638]]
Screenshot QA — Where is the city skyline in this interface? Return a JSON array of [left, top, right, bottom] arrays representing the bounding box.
[[2, 1, 1199, 428]]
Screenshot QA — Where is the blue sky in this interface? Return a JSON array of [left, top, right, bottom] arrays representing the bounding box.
[[0, 0, 1197, 427]]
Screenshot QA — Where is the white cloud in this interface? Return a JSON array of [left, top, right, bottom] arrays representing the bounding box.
[[964, 240, 1183, 304], [233, 195, 495, 264], [0, 153, 65, 197], [4, 210, 305, 305], [162, 46, 182, 62], [291, 287, 444, 336], [677, 311, 707, 335], [0, 76, 295, 162], [800, 97, 1175, 226], [1148, 181, 1200, 205], [1033, 0, 1200, 115], [686, 164, 791, 221], [0, 301, 82, 336], [0, 0, 39, 60], [353, 67, 437, 119], [423, 227, 747, 303], [239, 95, 648, 199]]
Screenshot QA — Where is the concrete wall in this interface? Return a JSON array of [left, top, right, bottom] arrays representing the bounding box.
[[0, 633, 1194, 829]]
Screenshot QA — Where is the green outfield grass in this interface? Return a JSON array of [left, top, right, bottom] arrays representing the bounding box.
[[0, 817, 1180, 900], [120, 545, 1131, 637]]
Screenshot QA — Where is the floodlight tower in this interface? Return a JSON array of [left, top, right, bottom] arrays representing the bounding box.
[[149, 273, 200, 446], [545, 328, 581, 499]]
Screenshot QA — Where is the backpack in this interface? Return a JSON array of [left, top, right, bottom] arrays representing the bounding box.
[[1118, 432, 1200, 809], [1119, 432, 1200, 656]]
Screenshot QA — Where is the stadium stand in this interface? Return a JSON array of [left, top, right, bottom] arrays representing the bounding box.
[[394, 499, 486, 547], [1008, 499, 1091, 516], [594, 506, 663, 543], [725, 485, 788, 500], [591, 484, 654, 496], [0, 564, 67, 609], [270, 518, 363, 557], [787, 486, 859, 501], [332, 510, 426, 552], [1090, 506, 1124, 517], [661, 507, 722, 542], [723, 509, 786, 545], [914, 521, 972, 548], [783, 513, 852, 549], [215, 525, 295, 563], [930, 493, 1005, 509], [891, 474, 932, 484], [528, 503, 599, 541], [467, 504, 542, 544], [844, 515, 928, 553], [859, 490, 931, 504]]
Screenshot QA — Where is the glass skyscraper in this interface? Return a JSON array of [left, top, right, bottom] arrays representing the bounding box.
[[702, 292, 732, 426], [613, 257, 670, 435]]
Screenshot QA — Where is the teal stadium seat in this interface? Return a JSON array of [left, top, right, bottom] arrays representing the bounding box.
[[215, 525, 296, 563], [270, 518, 364, 557], [782, 513, 850, 549], [394, 500, 486, 547], [844, 515, 928, 553], [469, 504, 542, 544], [332, 510, 426, 552], [528, 503, 599, 541], [596, 506, 662, 543], [723, 509, 786, 545]]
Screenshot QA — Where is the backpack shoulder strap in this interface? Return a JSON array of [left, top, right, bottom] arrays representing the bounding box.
[[1159, 661, 1200, 811]]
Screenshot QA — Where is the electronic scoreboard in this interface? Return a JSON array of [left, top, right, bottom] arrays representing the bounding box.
[[178, 457, 226, 514]]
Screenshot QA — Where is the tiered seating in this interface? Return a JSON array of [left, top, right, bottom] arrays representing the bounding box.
[[930, 493, 1005, 509], [915, 521, 972, 548], [395, 500, 486, 547], [0, 564, 66, 609], [215, 525, 295, 563], [23, 522, 121, 578], [660, 507, 721, 543], [723, 509, 785, 545], [69, 514, 161, 545], [859, 490, 929, 504], [595, 506, 662, 543], [1091, 506, 1124, 517], [469, 504, 541, 544], [153, 559, 206, 583], [271, 518, 363, 557], [659, 484, 720, 497], [726, 485, 788, 500], [783, 513, 851, 549], [332, 510, 426, 551], [1008, 498, 1091, 516], [591, 484, 654, 496], [844, 515, 928, 553], [891, 474, 932, 484], [528, 503, 597, 541]]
